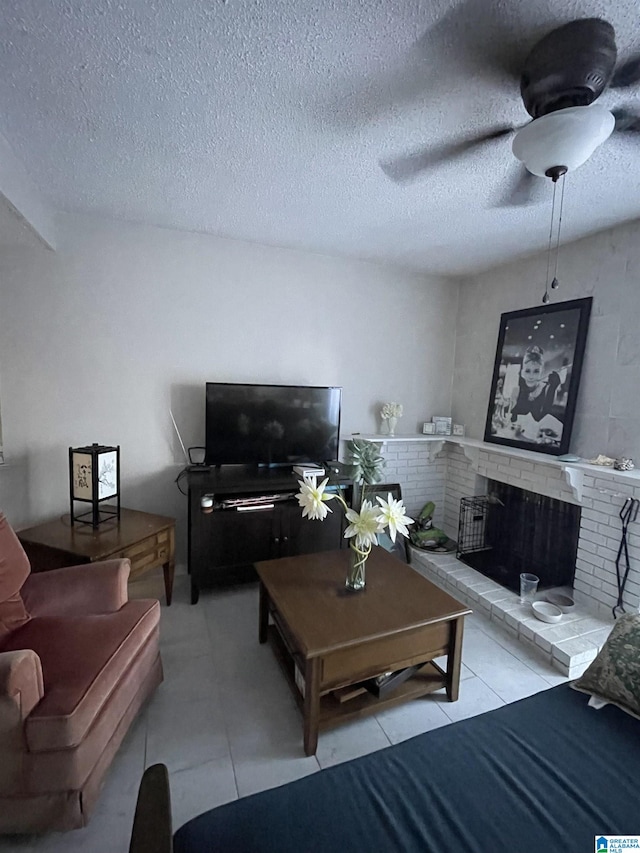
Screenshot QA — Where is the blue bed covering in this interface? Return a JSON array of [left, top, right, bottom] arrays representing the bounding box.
[[174, 684, 640, 853]]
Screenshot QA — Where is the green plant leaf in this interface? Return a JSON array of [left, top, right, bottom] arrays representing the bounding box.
[[347, 438, 386, 485]]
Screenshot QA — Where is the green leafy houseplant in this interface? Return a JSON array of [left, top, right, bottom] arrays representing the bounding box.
[[295, 439, 413, 591]]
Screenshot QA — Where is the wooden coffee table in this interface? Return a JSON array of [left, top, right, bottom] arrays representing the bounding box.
[[256, 547, 471, 755]]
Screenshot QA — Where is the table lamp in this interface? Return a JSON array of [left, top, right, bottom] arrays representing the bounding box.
[[69, 443, 120, 527]]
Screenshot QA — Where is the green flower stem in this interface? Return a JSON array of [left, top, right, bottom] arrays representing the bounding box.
[[333, 482, 366, 515], [332, 492, 351, 514], [350, 541, 371, 563], [347, 540, 371, 590]]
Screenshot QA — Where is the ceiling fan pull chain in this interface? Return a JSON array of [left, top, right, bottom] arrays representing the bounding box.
[[542, 178, 558, 304], [551, 173, 567, 291]]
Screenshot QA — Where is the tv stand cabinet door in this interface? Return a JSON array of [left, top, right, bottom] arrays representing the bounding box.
[[284, 501, 345, 556], [192, 505, 278, 588]]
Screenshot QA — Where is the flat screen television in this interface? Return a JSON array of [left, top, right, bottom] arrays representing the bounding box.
[[205, 383, 342, 467]]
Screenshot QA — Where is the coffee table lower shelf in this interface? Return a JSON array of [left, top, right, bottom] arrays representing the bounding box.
[[266, 623, 448, 734]]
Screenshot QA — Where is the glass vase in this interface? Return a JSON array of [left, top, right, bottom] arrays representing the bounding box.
[[345, 543, 368, 591], [387, 416, 397, 436]]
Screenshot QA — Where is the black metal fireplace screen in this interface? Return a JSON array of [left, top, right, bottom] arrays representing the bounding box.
[[457, 481, 580, 593]]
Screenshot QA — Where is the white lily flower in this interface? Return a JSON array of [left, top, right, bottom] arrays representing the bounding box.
[[376, 493, 413, 542], [296, 475, 334, 521], [344, 500, 384, 549]]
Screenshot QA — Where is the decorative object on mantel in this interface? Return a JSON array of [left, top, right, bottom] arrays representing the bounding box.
[[295, 438, 413, 592], [380, 402, 403, 436], [69, 443, 120, 528], [453, 424, 466, 437], [432, 416, 452, 436], [614, 457, 635, 472], [557, 453, 581, 462], [588, 454, 616, 466], [422, 422, 436, 435], [484, 297, 592, 457]]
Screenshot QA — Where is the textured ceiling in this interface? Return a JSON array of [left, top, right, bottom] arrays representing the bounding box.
[[0, 0, 639, 275]]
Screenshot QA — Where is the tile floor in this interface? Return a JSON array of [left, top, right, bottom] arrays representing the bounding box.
[[0, 568, 571, 853]]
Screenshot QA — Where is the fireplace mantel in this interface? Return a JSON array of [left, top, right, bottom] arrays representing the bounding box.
[[448, 437, 639, 480], [355, 433, 640, 503], [450, 438, 640, 504]]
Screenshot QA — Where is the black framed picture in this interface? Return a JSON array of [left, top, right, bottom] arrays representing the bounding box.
[[483, 297, 592, 456]]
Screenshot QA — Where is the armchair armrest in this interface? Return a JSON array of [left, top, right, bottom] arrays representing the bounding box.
[[0, 650, 44, 794], [0, 649, 44, 719], [21, 559, 131, 617]]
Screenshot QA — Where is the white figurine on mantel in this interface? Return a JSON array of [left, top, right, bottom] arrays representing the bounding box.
[[380, 402, 403, 436]]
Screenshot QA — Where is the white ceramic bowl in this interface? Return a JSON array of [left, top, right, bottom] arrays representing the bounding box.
[[532, 601, 563, 624], [545, 592, 575, 613]]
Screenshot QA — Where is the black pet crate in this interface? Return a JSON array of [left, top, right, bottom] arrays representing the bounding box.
[[457, 496, 492, 559], [457, 484, 580, 593]]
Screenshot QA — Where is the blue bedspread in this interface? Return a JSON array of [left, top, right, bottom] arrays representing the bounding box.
[[174, 684, 640, 852]]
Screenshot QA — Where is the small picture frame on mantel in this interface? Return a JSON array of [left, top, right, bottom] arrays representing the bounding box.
[[422, 422, 436, 435], [432, 417, 452, 436]]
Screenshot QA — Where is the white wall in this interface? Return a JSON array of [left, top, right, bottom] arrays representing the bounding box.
[[452, 219, 640, 462], [0, 213, 458, 555]]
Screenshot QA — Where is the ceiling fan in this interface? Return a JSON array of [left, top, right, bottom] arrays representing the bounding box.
[[381, 18, 640, 205]]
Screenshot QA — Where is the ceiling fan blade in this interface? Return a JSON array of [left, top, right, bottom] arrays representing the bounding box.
[[612, 107, 640, 133], [610, 55, 640, 89], [381, 127, 514, 184], [414, 0, 527, 82], [498, 165, 546, 207]]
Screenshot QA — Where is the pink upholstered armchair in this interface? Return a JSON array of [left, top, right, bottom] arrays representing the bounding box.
[[0, 513, 163, 833]]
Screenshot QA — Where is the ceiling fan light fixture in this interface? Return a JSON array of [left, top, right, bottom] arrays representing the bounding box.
[[511, 105, 615, 177]]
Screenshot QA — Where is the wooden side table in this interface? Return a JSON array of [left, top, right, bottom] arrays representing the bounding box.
[[17, 507, 176, 606]]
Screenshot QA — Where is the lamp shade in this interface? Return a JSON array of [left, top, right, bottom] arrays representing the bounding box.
[[512, 105, 615, 177], [69, 443, 120, 527]]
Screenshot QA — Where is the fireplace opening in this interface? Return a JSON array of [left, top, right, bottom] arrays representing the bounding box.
[[457, 480, 580, 593]]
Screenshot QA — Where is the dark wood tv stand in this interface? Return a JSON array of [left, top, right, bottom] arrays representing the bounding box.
[[187, 466, 351, 603]]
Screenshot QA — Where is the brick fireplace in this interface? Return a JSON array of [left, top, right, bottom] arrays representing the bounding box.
[[358, 434, 640, 676], [456, 481, 581, 593], [442, 440, 640, 617]]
